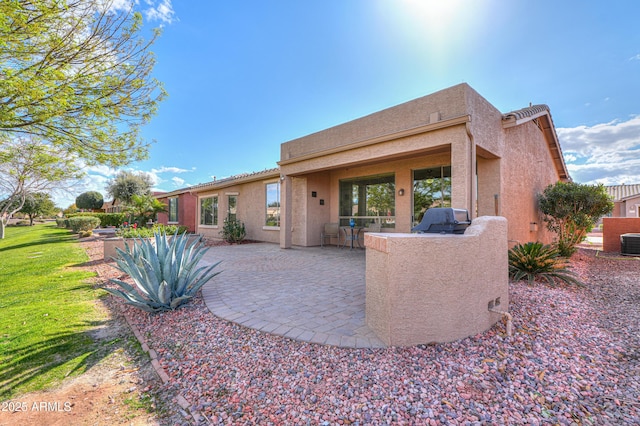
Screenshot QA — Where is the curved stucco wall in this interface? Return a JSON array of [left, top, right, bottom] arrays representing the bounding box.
[[364, 216, 508, 346]]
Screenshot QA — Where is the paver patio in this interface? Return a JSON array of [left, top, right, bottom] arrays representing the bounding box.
[[200, 242, 385, 348]]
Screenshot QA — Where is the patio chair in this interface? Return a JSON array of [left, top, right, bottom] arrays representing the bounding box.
[[320, 223, 342, 248], [358, 222, 381, 246]]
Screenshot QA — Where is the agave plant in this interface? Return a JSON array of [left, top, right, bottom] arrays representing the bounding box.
[[508, 242, 582, 286], [104, 231, 222, 312]]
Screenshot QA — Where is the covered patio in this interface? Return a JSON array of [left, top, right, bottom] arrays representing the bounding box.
[[200, 243, 385, 348]]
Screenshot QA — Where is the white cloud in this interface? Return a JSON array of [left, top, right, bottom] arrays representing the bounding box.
[[84, 164, 118, 177], [143, 0, 176, 25], [52, 163, 192, 207], [558, 115, 640, 185], [150, 166, 191, 174]]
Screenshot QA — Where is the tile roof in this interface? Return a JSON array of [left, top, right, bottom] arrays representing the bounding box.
[[502, 104, 570, 181], [502, 104, 550, 122], [153, 168, 281, 199], [605, 184, 640, 201], [188, 167, 281, 191]]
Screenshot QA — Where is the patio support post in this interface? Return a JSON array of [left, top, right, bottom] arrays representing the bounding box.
[[451, 137, 474, 217], [280, 175, 293, 248]]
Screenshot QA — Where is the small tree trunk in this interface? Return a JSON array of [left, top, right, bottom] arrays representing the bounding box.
[[0, 219, 6, 239]]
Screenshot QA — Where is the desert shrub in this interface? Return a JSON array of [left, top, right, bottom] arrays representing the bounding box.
[[79, 230, 93, 238], [508, 242, 582, 286], [68, 216, 100, 233], [55, 218, 67, 228], [538, 182, 613, 257], [221, 218, 246, 243], [105, 231, 221, 312]]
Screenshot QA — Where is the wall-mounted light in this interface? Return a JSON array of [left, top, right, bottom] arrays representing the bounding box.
[[398, 188, 405, 196], [529, 222, 538, 232], [279, 175, 285, 181]]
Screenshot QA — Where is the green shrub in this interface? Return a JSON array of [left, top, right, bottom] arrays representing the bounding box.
[[94, 213, 127, 227], [79, 230, 93, 238], [68, 216, 100, 233], [75, 191, 104, 210], [116, 224, 188, 239], [105, 231, 221, 312], [508, 242, 582, 286], [55, 218, 67, 228], [221, 218, 246, 243], [66, 212, 126, 227]]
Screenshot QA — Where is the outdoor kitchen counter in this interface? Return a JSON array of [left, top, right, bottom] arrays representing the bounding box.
[[363, 216, 509, 346]]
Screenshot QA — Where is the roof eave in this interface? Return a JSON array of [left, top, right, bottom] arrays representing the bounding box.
[[502, 107, 570, 181]]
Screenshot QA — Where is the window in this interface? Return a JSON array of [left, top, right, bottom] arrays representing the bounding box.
[[339, 173, 395, 228], [413, 166, 452, 225], [200, 196, 218, 226], [227, 195, 237, 221], [265, 182, 280, 226], [168, 197, 179, 223]]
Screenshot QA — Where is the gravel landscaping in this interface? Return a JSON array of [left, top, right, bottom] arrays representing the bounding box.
[[106, 246, 639, 425]]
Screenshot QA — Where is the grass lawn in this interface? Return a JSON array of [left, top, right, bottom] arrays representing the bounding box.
[[0, 223, 109, 399]]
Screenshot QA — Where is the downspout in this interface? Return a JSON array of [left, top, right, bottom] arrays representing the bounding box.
[[470, 121, 513, 337], [465, 122, 477, 219]]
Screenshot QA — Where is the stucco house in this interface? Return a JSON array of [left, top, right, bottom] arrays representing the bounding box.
[[158, 83, 570, 248], [605, 184, 640, 218]]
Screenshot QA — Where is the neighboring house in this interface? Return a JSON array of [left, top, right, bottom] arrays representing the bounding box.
[[161, 83, 570, 248], [605, 184, 640, 218], [103, 199, 124, 213]]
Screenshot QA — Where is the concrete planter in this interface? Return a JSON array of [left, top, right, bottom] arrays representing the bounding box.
[[103, 234, 202, 261]]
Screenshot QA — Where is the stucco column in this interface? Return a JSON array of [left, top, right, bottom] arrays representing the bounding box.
[[451, 137, 474, 216], [280, 175, 293, 248]]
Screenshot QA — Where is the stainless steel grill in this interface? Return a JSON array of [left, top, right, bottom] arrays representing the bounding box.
[[411, 208, 471, 234]]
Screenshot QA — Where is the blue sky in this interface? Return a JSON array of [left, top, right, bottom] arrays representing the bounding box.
[[61, 0, 640, 207]]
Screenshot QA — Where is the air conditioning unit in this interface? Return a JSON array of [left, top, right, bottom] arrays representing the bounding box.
[[620, 233, 640, 256]]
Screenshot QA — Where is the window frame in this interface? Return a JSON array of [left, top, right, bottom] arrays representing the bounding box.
[[339, 173, 396, 228], [412, 165, 452, 226], [199, 195, 218, 227], [227, 194, 237, 222], [264, 181, 281, 228], [168, 197, 179, 223]]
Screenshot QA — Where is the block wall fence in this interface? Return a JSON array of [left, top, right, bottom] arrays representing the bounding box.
[[602, 217, 640, 253]]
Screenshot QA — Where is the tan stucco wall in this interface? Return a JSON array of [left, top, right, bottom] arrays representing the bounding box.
[[620, 195, 640, 217], [278, 84, 564, 248], [281, 84, 471, 162], [195, 178, 281, 244], [365, 216, 508, 346], [500, 123, 560, 246], [299, 173, 332, 246], [326, 152, 451, 232]]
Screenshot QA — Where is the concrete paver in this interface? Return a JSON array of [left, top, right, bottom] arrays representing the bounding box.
[[200, 242, 385, 348]]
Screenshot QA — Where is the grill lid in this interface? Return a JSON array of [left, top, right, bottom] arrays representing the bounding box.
[[412, 207, 471, 234]]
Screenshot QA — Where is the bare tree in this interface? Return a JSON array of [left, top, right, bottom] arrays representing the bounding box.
[[0, 137, 81, 238]]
